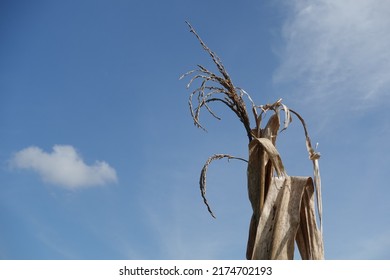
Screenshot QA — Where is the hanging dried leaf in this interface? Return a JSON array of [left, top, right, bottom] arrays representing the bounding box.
[[251, 176, 324, 259], [289, 109, 323, 232]]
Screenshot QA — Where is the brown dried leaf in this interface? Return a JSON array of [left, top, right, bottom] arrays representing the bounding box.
[[252, 138, 286, 178]]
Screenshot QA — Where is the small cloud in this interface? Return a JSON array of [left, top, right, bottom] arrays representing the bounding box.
[[10, 145, 118, 189]]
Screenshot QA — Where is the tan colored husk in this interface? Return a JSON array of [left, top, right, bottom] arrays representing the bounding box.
[[182, 22, 324, 260], [250, 176, 324, 259]]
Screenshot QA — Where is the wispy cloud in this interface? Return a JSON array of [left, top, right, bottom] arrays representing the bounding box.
[[274, 0, 390, 112], [10, 145, 117, 189]]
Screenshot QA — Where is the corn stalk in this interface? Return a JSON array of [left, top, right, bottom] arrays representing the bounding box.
[[181, 22, 324, 259]]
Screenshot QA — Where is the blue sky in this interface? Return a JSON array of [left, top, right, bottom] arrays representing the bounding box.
[[1, 0, 390, 260]]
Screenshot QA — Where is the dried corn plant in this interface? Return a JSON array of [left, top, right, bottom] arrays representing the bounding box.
[[181, 22, 324, 260]]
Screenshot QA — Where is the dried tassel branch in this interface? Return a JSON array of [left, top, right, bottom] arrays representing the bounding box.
[[199, 154, 248, 218], [180, 22, 253, 142]]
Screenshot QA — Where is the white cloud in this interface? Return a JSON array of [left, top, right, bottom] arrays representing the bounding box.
[[10, 145, 117, 188], [274, 0, 390, 111]]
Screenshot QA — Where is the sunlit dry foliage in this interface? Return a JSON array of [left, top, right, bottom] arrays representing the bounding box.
[[181, 22, 324, 260]]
